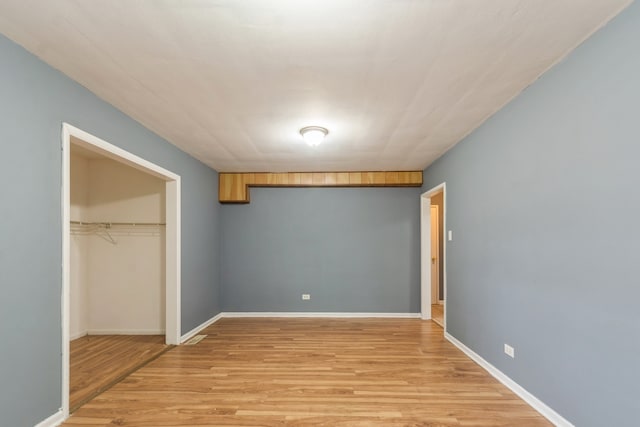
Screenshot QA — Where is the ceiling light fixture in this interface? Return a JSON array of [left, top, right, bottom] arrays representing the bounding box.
[[300, 126, 328, 147]]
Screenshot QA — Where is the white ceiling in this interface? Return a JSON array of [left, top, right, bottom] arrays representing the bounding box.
[[0, 1, 631, 172]]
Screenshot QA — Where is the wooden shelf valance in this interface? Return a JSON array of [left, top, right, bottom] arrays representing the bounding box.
[[219, 171, 423, 203]]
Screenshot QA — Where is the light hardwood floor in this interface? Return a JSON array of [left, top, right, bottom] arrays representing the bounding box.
[[65, 318, 550, 426], [432, 304, 444, 327], [70, 335, 170, 412]]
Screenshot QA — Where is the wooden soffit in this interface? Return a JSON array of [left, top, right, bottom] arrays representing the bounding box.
[[219, 171, 423, 203]]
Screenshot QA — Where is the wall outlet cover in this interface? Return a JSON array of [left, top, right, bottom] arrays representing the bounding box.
[[504, 343, 515, 358]]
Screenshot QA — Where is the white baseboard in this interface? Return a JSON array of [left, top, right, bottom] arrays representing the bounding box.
[[179, 312, 419, 343], [180, 312, 224, 343], [34, 409, 64, 427], [445, 332, 573, 427], [222, 312, 421, 318], [86, 329, 165, 335]]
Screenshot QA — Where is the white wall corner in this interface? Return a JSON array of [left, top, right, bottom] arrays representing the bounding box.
[[69, 330, 88, 341], [180, 312, 224, 343], [34, 409, 64, 427], [444, 332, 574, 427]]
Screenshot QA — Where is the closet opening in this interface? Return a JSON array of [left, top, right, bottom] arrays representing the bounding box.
[[61, 124, 181, 419]]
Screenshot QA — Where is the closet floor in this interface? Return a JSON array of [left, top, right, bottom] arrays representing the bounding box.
[[70, 334, 171, 412]]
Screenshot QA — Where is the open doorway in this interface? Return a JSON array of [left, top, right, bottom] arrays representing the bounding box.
[[420, 183, 446, 330], [429, 192, 444, 327], [61, 124, 181, 419]]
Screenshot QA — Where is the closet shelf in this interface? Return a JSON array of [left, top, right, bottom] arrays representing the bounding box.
[[70, 220, 166, 227], [70, 221, 165, 244]]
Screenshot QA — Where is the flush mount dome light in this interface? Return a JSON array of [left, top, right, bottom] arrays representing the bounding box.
[[300, 126, 328, 147]]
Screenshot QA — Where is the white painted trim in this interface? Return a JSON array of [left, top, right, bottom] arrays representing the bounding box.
[[180, 312, 224, 343], [165, 179, 181, 345], [86, 329, 166, 335], [445, 332, 574, 427], [221, 312, 422, 318], [34, 409, 64, 427], [61, 123, 182, 422], [61, 125, 71, 420], [442, 185, 447, 331], [420, 193, 431, 320], [180, 312, 421, 343], [64, 125, 179, 181], [420, 183, 447, 328]]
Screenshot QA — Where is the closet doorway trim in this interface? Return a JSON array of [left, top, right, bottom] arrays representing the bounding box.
[[61, 123, 181, 420]]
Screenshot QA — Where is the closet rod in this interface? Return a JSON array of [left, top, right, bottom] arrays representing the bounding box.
[[70, 220, 166, 226]]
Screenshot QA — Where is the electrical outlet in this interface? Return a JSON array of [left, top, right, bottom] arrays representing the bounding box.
[[302, 294, 311, 300], [504, 343, 515, 358]]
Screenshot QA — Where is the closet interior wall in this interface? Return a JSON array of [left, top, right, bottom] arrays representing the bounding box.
[[70, 149, 166, 339]]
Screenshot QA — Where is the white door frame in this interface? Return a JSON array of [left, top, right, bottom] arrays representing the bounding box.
[[420, 183, 446, 328], [61, 123, 181, 419]]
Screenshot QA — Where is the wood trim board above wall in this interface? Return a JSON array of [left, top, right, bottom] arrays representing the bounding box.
[[219, 171, 423, 203]]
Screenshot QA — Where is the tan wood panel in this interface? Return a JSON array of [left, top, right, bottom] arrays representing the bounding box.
[[65, 318, 550, 426], [69, 335, 170, 413], [254, 173, 269, 185], [336, 172, 350, 185], [348, 172, 362, 185], [325, 172, 337, 185], [312, 173, 326, 185], [219, 173, 248, 203], [288, 172, 302, 185], [219, 171, 423, 203], [272, 173, 289, 185], [300, 172, 313, 185]]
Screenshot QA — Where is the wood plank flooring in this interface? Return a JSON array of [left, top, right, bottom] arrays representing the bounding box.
[[70, 335, 170, 412], [432, 304, 444, 327], [64, 319, 550, 426]]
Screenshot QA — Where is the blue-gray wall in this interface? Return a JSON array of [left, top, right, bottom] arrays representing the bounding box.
[[423, 3, 640, 425], [0, 35, 221, 426], [221, 187, 420, 312]]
